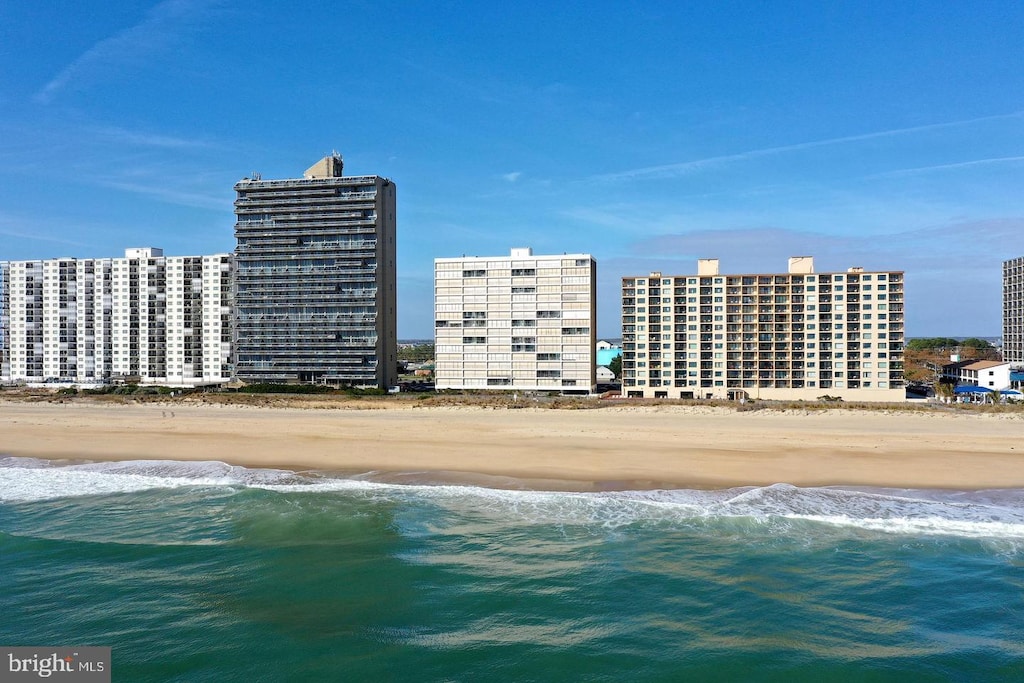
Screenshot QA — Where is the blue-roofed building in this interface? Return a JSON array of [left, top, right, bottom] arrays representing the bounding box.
[[596, 341, 622, 367], [1011, 370, 1024, 390]]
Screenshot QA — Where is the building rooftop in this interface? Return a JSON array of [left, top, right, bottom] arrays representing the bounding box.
[[962, 360, 1009, 371]]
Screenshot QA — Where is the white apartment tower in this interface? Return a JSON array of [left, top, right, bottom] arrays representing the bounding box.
[[1003, 256, 1024, 364], [1, 248, 232, 386], [435, 248, 597, 393], [621, 257, 906, 402]]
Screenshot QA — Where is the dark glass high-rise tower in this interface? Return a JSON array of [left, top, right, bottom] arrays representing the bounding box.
[[232, 154, 397, 387], [1005, 256, 1024, 364]]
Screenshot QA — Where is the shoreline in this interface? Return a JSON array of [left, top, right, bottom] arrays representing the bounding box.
[[2, 400, 1023, 491]]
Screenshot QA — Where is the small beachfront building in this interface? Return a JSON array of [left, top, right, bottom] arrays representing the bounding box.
[[957, 360, 1012, 391]]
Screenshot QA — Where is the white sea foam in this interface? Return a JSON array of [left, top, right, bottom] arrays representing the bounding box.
[[0, 456, 381, 503], [2, 457, 1024, 539]]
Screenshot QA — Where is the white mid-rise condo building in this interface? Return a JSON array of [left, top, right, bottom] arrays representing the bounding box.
[[621, 257, 906, 402], [434, 248, 597, 393], [1, 248, 232, 386]]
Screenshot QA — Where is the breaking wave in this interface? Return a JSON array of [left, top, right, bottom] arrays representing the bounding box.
[[2, 456, 1023, 539]]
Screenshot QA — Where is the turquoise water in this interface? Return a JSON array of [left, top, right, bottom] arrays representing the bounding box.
[[2, 457, 1023, 681]]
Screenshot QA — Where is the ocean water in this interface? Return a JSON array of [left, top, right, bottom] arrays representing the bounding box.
[[2, 457, 1023, 681]]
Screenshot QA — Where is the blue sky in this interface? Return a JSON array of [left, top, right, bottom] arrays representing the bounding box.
[[1, 1, 1022, 338]]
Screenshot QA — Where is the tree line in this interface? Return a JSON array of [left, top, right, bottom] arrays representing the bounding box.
[[905, 338, 994, 351], [398, 343, 435, 363]]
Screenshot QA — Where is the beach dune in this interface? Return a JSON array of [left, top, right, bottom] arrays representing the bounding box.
[[1, 401, 1022, 490]]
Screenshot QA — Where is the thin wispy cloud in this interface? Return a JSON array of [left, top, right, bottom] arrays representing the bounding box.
[[34, 0, 218, 104], [399, 58, 575, 110], [869, 155, 1024, 179], [0, 228, 89, 248], [93, 179, 226, 211], [590, 111, 1024, 182], [0, 214, 91, 248], [501, 171, 522, 182], [621, 218, 1024, 274], [88, 125, 219, 150]]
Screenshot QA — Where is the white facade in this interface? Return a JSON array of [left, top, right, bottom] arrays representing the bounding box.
[[621, 257, 906, 402], [1, 248, 232, 386], [958, 360, 1012, 390], [434, 248, 597, 393]]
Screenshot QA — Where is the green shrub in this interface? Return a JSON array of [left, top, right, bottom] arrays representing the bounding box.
[[342, 386, 386, 396], [239, 383, 335, 394]]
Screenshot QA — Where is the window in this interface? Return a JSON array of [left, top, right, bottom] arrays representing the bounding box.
[[512, 268, 536, 276], [462, 269, 486, 277]]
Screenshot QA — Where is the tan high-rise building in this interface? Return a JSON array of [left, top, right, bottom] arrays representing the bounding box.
[[434, 248, 596, 393], [621, 257, 905, 401], [1003, 256, 1024, 364]]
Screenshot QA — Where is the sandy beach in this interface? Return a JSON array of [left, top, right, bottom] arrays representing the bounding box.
[[2, 398, 1023, 490]]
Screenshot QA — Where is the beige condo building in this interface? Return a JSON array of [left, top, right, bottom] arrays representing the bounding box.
[[621, 257, 905, 401], [435, 248, 596, 393]]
